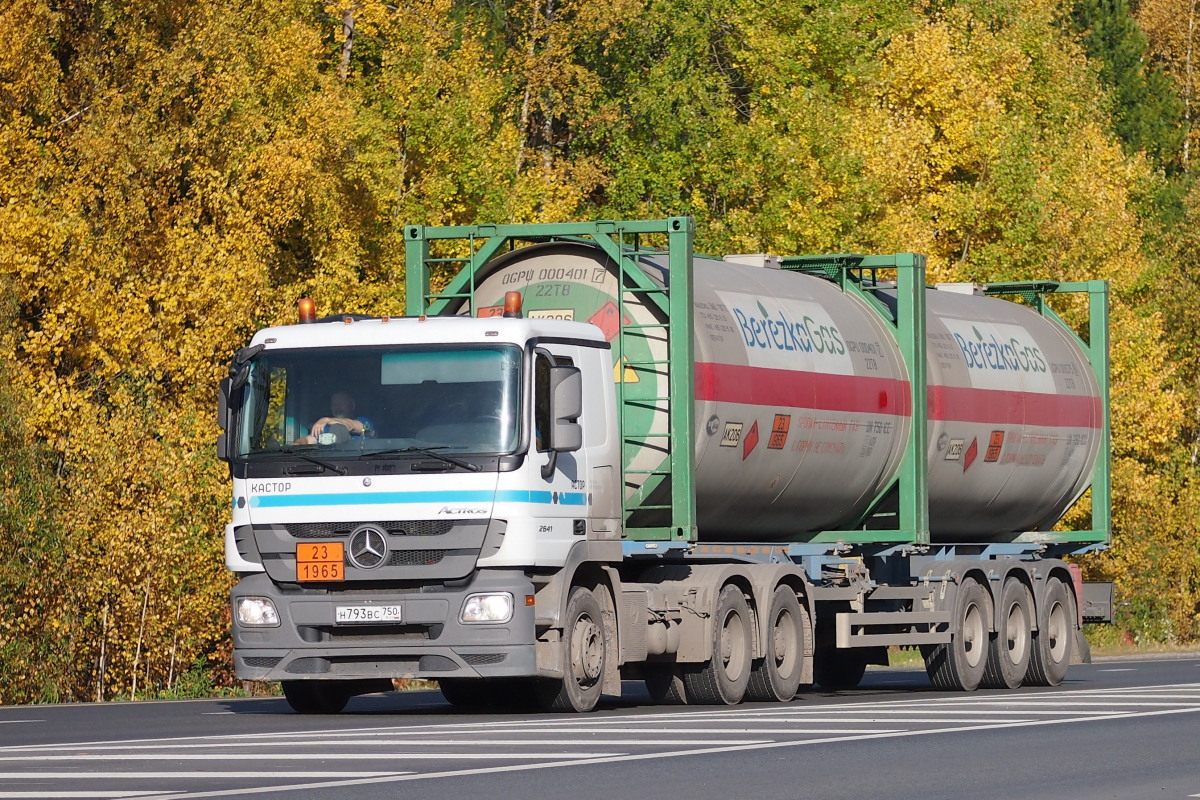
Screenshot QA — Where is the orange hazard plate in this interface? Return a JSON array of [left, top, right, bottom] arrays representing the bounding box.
[[296, 542, 345, 582]]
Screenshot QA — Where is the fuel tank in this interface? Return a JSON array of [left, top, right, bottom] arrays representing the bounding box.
[[468, 242, 1102, 542]]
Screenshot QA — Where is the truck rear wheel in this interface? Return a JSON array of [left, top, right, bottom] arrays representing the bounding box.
[[644, 664, 689, 704], [747, 586, 805, 702], [923, 577, 992, 691], [1026, 578, 1074, 686], [537, 586, 606, 712], [684, 584, 752, 705], [281, 680, 350, 714], [982, 578, 1033, 689]]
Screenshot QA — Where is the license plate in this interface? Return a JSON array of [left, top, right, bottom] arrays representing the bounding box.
[[335, 605, 402, 624], [296, 541, 344, 582]]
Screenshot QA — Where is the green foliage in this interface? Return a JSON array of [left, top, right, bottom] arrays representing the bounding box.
[[1069, 0, 1185, 169], [0, 0, 1197, 706]]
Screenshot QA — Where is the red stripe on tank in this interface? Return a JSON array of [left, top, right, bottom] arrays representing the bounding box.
[[928, 385, 1104, 428], [696, 362, 1103, 428], [695, 363, 911, 415]]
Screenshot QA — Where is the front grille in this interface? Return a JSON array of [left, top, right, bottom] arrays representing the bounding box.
[[288, 520, 456, 539], [388, 549, 448, 567], [242, 656, 282, 669], [461, 653, 507, 666]]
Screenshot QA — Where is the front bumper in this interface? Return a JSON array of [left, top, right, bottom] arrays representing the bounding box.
[[232, 570, 537, 682]]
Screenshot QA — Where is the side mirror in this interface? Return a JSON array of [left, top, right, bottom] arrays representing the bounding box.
[[540, 365, 582, 479], [549, 366, 582, 453]]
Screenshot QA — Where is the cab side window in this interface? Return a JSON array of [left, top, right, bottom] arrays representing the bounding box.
[[534, 354, 551, 452]]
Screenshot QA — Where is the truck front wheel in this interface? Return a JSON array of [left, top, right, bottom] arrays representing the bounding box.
[[538, 586, 606, 712], [281, 680, 350, 714]]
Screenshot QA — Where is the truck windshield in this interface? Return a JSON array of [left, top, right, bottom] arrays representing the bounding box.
[[234, 344, 522, 458]]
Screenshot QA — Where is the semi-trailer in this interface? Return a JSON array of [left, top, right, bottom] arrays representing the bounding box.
[[219, 217, 1113, 713]]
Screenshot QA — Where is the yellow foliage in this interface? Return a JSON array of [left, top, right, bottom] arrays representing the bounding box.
[[0, 0, 1198, 706]]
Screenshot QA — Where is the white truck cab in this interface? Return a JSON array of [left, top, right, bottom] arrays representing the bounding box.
[[220, 309, 621, 711]]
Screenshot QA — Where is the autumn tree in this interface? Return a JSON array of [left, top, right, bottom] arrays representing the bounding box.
[[1, 0, 1198, 706], [1070, 0, 1185, 169]]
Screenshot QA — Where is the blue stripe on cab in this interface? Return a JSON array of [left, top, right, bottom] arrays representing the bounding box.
[[248, 489, 589, 509]]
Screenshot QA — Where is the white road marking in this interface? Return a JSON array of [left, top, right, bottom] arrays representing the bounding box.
[[0, 751, 623, 762], [1099, 668, 1137, 672], [8, 681, 1200, 800], [120, 703, 1200, 800], [0, 793, 172, 798], [0, 772, 410, 778], [0, 720, 41, 725], [923, 699, 1200, 707], [0, 738, 768, 753]]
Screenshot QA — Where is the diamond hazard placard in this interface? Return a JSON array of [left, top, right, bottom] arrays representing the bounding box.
[[742, 420, 760, 460], [963, 437, 979, 472]]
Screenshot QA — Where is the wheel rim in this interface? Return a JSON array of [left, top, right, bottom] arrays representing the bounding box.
[[1006, 600, 1030, 666], [720, 608, 749, 681], [963, 601, 985, 669], [772, 608, 798, 672], [1046, 600, 1067, 664], [570, 612, 603, 686]]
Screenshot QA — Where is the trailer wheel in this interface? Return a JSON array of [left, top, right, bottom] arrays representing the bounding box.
[[747, 586, 805, 702], [1026, 578, 1074, 686], [982, 578, 1033, 689], [644, 664, 689, 705], [813, 648, 868, 691], [922, 577, 992, 691], [537, 586, 606, 712], [684, 584, 752, 705], [281, 680, 349, 714]]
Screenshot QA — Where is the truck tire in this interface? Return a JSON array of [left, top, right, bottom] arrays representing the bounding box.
[[440, 678, 538, 709], [746, 586, 805, 702], [644, 664, 689, 704], [982, 578, 1033, 689], [684, 584, 752, 705], [1026, 578, 1074, 686], [438, 679, 493, 708], [537, 586, 606, 712], [922, 577, 992, 691], [281, 680, 350, 714], [813, 648, 868, 691]]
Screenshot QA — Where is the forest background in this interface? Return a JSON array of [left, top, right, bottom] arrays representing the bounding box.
[[1, 0, 1199, 703]]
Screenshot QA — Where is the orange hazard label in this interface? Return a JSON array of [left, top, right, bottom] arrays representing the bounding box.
[[984, 430, 1005, 462], [768, 414, 791, 449]]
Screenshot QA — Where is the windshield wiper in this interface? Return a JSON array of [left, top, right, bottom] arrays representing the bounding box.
[[364, 446, 481, 473], [250, 448, 348, 475]]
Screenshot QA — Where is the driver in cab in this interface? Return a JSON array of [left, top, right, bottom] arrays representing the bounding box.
[[297, 391, 375, 444]]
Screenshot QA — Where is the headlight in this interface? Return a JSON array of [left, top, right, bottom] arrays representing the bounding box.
[[460, 592, 514, 624], [236, 597, 280, 626]]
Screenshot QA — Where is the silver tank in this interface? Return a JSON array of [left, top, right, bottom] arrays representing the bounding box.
[[468, 243, 1102, 542]]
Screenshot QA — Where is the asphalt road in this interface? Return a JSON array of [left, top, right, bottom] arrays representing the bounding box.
[[1, 656, 1198, 800]]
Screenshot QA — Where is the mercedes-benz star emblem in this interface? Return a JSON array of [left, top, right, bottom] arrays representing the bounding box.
[[347, 525, 388, 570]]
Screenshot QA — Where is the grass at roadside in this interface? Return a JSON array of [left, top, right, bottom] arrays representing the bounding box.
[[881, 626, 1200, 669]]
